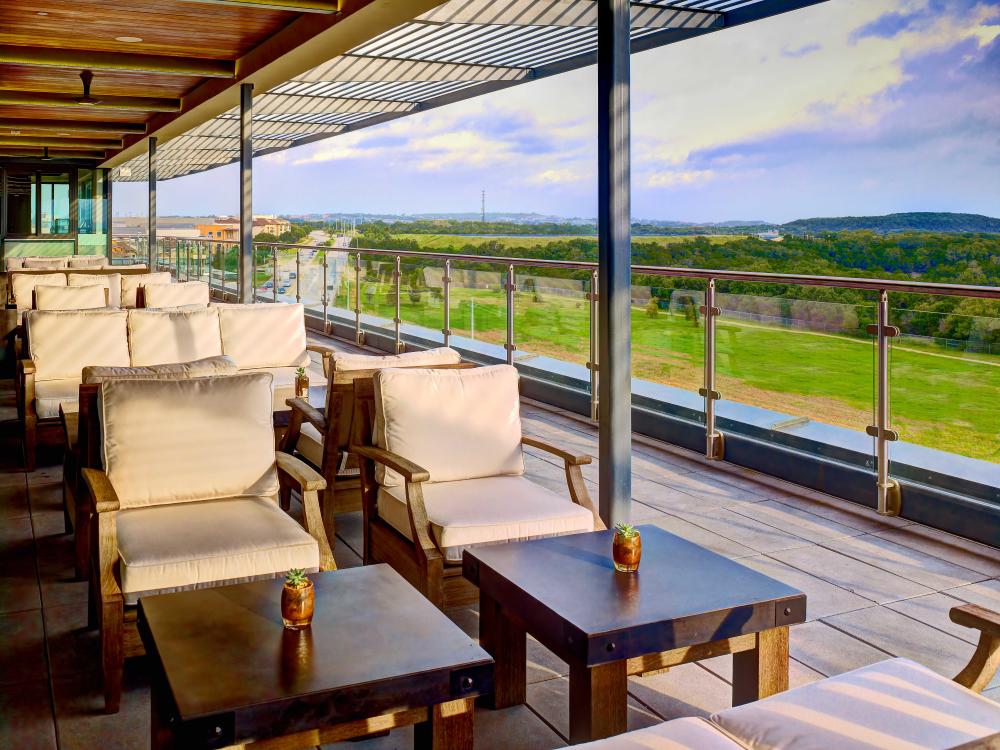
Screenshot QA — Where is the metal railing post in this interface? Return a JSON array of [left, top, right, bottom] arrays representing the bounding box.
[[186, 242, 191, 282], [394, 255, 403, 353], [505, 264, 516, 365], [295, 248, 301, 303], [699, 279, 724, 460], [867, 290, 901, 515], [442, 259, 452, 347], [588, 269, 599, 421], [250, 244, 257, 302], [322, 251, 329, 332], [354, 253, 363, 345], [272, 247, 278, 303]]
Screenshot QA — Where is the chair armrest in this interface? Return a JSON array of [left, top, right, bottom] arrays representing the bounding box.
[[951, 604, 1000, 692], [276, 452, 327, 492], [952, 605, 1000, 637], [81, 468, 123, 600], [81, 468, 120, 513], [19, 358, 35, 376], [522, 436, 592, 466], [286, 397, 327, 432], [351, 445, 431, 483], [307, 344, 334, 377]]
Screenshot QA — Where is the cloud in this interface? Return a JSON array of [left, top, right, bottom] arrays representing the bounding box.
[[781, 42, 822, 57], [525, 168, 589, 186], [646, 170, 716, 188]]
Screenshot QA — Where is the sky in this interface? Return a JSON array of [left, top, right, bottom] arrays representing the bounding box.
[[113, 0, 1000, 224]]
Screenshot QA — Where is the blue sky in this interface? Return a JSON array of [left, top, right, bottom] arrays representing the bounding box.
[[114, 0, 1000, 224]]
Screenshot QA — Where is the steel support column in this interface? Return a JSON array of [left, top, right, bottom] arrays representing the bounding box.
[[596, 0, 632, 527], [147, 136, 156, 268], [238, 82, 254, 304]]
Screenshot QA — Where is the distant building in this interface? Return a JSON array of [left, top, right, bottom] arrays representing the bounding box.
[[756, 230, 783, 241], [197, 215, 291, 240]]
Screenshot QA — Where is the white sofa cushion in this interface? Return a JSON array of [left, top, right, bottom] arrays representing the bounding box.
[[243, 365, 299, 412], [574, 718, 743, 750], [296, 422, 326, 469], [34, 284, 108, 311], [12, 272, 66, 309], [83, 355, 237, 384], [100, 374, 279, 509], [142, 280, 209, 308], [331, 347, 462, 373], [27, 309, 130, 381], [127, 308, 223, 366], [23, 257, 68, 269], [377, 475, 593, 562], [68, 272, 122, 308], [216, 303, 310, 369], [5, 257, 25, 270], [374, 364, 523, 487], [121, 271, 171, 308], [711, 658, 1000, 750], [116, 496, 319, 604], [34, 379, 80, 419], [67, 256, 106, 269]]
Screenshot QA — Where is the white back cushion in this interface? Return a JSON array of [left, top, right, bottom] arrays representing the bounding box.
[[23, 257, 68, 269], [121, 271, 171, 308], [100, 374, 279, 509], [27, 309, 130, 381], [83, 355, 237, 384], [12, 272, 66, 309], [127, 308, 223, 366], [68, 256, 106, 269], [374, 364, 524, 486], [68, 273, 122, 308], [34, 285, 107, 311], [332, 347, 462, 373], [216, 303, 310, 369], [142, 281, 209, 308], [5, 257, 25, 270]]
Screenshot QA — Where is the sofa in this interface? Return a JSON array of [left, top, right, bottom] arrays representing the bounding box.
[[6, 269, 162, 310], [4, 255, 144, 271], [16, 302, 331, 469]]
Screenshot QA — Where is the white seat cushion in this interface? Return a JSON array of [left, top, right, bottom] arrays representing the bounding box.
[[126, 308, 223, 366], [116, 496, 319, 604], [374, 364, 524, 487], [67, 256, 106, 269], [12, 272, 66, 310], [296, 421, 326, 468], [83, 355, 237, 384], [121, 271, 171, 308], [242, 365, 298, 411], [377, 475, 594, 563], [34, 284, 108, 310], [34, 379, 81, 419], [574, 718, 744, 750], [331, 347, 462, 372], [100, 374, 279, 509], [27, 309, 130, 381], [142, 281, 209, 308], [711, 657, 1000, 750], [216, 303, 310, 369], [67, 272, 122, 308], [23, 257, 68, 269]]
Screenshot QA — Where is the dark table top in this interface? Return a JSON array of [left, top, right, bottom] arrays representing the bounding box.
[[272, 383, 326, 427], [138, 565, 492, 725], [464, 526, 806, 666]]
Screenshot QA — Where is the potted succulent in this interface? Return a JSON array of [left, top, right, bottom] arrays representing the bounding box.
[[281, 568, 315, 630], [612, 522, 642, 573], [294, 366, 309, 398]]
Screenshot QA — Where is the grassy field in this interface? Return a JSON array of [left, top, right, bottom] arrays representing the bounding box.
[[394, 233, 736, 250], [334, 275, 999, 463]]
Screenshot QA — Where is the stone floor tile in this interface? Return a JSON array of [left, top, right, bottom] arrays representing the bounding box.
[[0, 679, 57, 750], [474, 705, 568, 750], [699, 653, 825, 689], [0, 515, 34, 551], [35, 537, 89, 610], [41, 602, 98, 678], [944, 579, 1000, 611], [527, 675, 662, 740], [874, 525, 1000, 578], [0, 552, 41, 614], [787, 620, 890, 677], [669, 507, 812, 554], [644, 515, 757, 559], [738, 555, 874, 620], [628, 500, 669, 522], [771, 545, 934, 604], [52, 664, 151, 750], [626, 663, 732, 720], [334, 510, 365, 559], [0, 609, 47, 687], [769, 492, 908, 533], [0, 481, 29, 521], [657, 472, 772, 505], [334, 540, 363, 569], [885, 592, 980, 644], [727, 500, 863, 543]]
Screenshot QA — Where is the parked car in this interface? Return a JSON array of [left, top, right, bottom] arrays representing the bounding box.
[[264, 280, 273, 289]]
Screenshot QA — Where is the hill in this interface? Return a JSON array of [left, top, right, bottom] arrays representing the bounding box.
[[782, 212, 1000, 235]]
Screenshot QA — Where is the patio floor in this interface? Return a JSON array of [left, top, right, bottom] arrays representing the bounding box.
[[1, 334, 997, 749]]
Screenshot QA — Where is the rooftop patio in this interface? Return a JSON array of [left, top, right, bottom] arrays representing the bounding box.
[[2, 331, 996, 749]]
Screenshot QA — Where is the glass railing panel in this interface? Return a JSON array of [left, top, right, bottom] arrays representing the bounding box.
[[399, 258, 446, 346], [274, 247, 297, 303], [298, 248, 326, 317], [358, 253, 397, 337], [515, 266, 590, 386], [325, 249, 353, 319], [447, 261, 507, 360]]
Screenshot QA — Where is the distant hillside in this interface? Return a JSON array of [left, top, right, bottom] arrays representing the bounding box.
[[782, 212, 1000, 235]]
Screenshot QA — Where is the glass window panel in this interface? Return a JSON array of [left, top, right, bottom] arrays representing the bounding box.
[[40, 173, 71, 235], [5, 172, 36, 235]]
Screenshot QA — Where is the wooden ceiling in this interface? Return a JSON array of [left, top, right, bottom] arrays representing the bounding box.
[[0, 0, 350, 163]]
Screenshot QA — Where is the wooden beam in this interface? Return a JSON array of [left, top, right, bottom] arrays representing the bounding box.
[[0, 148, 108, 159], [0, 135, 122, 149], [0, 118, 146, 135], [0, 90, 180, 112], [0, 46, 235, 78], [179, 0, 343, 11]]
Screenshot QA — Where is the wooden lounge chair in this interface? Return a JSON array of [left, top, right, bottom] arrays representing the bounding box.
[[83, 373, 335, 712], [279, 347, 464, 544], [352, 363, 603, 609]]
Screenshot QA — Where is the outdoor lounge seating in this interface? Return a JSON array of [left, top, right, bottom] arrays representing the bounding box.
[[352, 363, 603, 609], [5, 255, 112, 271], [33, 284, 109, 310], [6, 268, 160, 310], [137, 279, 209, 307], [85, 372, 335, 713], [575, 604, 1000, 749]]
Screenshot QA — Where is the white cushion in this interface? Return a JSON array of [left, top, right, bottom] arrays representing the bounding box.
[[23, 257, 68, 269], [242, 366, 298, 411], [574, 718, 743, 750], [377, 475, 593, 563], [331, 347, 462, 372], [67, 256, 106, 269], [127, 308, 223, 366], [121, 271, 171, 308], [113, 264, 149, 270], [100, 374, 279, 509], [34, 285, 108, 311], [216, 303, 310, 369], [26, 309, 130, 381], [68, 273, 122, 308], [5, 257, 25, 270], [12, 272, 66, 309], [296, 422, 325, 468], [142, 281, 209, 308], [83, 355, 237, 384], [711, 657, 1000, 750], [116, 496, 319, 604], [34, 379, 80, 419], [374, 365, 523, 486]]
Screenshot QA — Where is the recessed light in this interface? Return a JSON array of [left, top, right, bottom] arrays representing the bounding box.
[[36, 11, 49, 16], [115, 36, 143, 43]]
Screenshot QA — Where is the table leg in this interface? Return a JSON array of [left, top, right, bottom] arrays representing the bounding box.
[[414, 697, 474, 750], [479, 590, 526, 709], [150, 675, 176, 750], [568, 659, 627, 744], [732, 626, 789, 706]]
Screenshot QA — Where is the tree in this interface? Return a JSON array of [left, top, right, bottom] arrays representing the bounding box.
[[645, 298, 659, 318]]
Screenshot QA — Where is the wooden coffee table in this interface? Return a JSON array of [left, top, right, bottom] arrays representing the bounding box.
[[138, 565, 493, 750], [463, 526, 806, 744]]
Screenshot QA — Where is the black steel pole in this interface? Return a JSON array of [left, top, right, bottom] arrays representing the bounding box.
[[597, 0, 632, 527], [148, 136, 156, 269], [239, 82, 254, 304]]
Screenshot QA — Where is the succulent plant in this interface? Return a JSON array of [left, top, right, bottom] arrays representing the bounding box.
[[295, 366, 306, 377], [284, 568, 310, 588], [614, 522, 639, 539]]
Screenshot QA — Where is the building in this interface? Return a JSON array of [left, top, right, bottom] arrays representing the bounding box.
[[196, 215, 291, 241]]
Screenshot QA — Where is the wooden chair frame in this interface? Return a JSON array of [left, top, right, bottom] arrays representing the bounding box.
[[350, 376, 604, 610]]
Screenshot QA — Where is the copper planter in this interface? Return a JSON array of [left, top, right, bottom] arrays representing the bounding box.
[[281, 580, 315, 630], [294, 374, 309, 398], [612, 532, 642, 573]]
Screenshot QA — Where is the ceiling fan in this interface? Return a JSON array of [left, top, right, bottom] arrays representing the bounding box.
[[76, 70, 101, 106]]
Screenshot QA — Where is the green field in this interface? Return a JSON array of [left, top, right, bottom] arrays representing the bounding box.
[[394, 233, 736, 250], [333, 275, 999, 463]]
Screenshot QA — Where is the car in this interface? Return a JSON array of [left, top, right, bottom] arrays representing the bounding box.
[[278, 286, 288, 294], [289, 272, 297, 279], [264, 280, 274, 289]]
